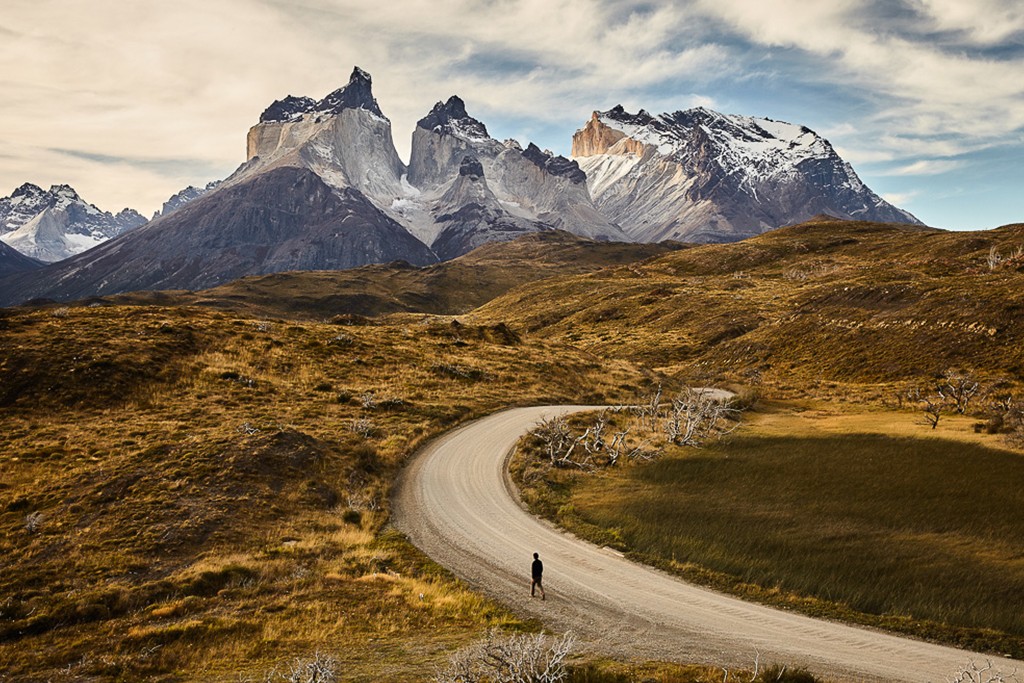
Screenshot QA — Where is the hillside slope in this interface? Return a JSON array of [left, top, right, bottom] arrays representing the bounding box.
[[473, 218, 1024, 390], [54, 231, 684, 319], [0, 304, 646, 680]]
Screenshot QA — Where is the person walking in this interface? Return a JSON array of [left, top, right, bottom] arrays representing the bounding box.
[[531, 552, 545, 600]]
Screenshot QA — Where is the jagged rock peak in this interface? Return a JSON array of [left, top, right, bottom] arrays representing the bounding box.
[[459, 156, 484, 179], [417, 95, 489, 140], [50, 184, 81, 201], [257, 66, 384, 124], [12, 182, 46, 198], [604, 105, 655, 127], [259, 95, 317, 123], [319, 66, 382, 118], [522, 143, 586, 184]]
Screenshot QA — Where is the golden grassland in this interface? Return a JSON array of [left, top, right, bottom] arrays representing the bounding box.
[[511, 402, 1024, 659], [94, 231, 682, 320], [472, 220, 1024, 397], [5, 219, 1024, 680], [0, 304, 650, 681]]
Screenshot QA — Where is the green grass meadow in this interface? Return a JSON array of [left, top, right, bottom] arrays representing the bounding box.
[[538, 433, 1024, 656]]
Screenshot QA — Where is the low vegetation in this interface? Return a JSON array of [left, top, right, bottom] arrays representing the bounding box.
[[473, 220, 1024, 398], [93, 231, 682, 320], [0, 304, 645, 681], [6, 220, 1024, 680]]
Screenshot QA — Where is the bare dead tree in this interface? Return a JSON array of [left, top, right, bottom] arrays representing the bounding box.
[[633, 384, 663, 431], [907, 387, 945, 429], [263, 651, 338, 683], [936, 370, 981, 414], [531, 416, 574, 466], [531, 413, 618, 470], [435, 630, 575, 683], [664, 388, 741, 447], [606, 428, 630, 467], [987, 246, 1004, 271], [989, 392, 1014, 415], [948, 659, 1019, 683]]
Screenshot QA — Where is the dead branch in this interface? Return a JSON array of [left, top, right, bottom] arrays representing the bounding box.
[[664, 388, 742, 447]]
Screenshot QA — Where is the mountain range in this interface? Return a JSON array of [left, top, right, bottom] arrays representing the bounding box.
[[0, 67, 920, 306], [0, 183, 146, 262]]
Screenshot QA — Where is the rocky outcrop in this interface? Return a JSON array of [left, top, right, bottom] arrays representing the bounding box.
[[572, 106, 921, 243], [0, 167, 436, 306]]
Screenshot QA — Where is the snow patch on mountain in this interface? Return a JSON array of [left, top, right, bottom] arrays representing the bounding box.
[[152, 181, 222, 219]]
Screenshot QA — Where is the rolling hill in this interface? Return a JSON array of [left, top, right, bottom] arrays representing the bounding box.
[[471, 217, 1024, 392], [51, 231, 684, 319]]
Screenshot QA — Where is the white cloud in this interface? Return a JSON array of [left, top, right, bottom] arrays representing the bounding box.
[[914, 0, 1024, 44], [884, 159, 967, 176], [0, 0, 730, 213], [691, 0, 1024, 156], [881, 191, 921, 206]]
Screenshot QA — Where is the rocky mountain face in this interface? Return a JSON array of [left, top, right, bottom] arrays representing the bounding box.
[[152, 181, 222, 219], [572, 106, 921, 243], [242, 67, 406, 205], [403, 96, 627, 247], [430, 156, 547, 260], [0, 68, 440, 305], [0, 183, 146, 262]]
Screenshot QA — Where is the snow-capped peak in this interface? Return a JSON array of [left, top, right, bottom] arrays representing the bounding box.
[[587, 105, 833, 181], [0, 182, 147, 262], [571, 103, 920, 243]]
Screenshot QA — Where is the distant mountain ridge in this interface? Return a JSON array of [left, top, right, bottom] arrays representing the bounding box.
[[572, 106, 920, 242], [0, 67, 923, 306], [0, 183, 146, 262]]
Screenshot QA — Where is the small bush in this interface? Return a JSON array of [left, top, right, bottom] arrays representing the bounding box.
[[430, 362, 492, 382], [341, 509, 362, 526], [24, 511, 43, 534], [266, 651, 338, 683], [754, 664, 820, 683]]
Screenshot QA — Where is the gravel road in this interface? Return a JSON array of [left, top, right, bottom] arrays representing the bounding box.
[[392, 405, 1023, 681]]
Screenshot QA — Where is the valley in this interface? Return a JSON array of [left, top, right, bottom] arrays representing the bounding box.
[[3, 219, 1024, 681]]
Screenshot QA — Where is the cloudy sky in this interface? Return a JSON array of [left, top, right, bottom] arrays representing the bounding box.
[[2, 0, 1022, 229]]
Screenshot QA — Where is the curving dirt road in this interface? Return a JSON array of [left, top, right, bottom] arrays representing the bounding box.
[[392, 405, 1024, 682]]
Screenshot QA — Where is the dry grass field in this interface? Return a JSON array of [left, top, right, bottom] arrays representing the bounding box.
[[92, 231, 683, 320], [5, 218, 1024, 680], [0, 304, 648, 681], [473, 219, 1024, 398]]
